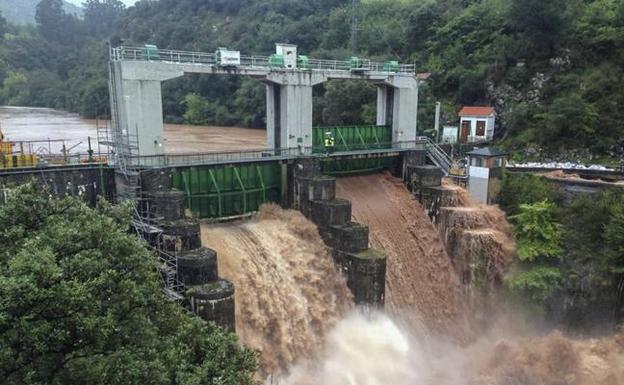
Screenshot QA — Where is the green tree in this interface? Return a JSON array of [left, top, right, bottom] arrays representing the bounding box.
[[316, 80, 376, 126], [506, 0, 575, 58], [83, 0, 126, 38], [36, 0, 84, 45], [0, 10, 7, 37], [1, 70, 29, 105], [499, 172, 561, 215], [507, 201, 564, 303], [183, 93, 213, 126], [0, 184, 257, 385], [604, 201, 624, 320]]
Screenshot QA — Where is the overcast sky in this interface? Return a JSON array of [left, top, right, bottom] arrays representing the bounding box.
[[66, 0, 139, 6]]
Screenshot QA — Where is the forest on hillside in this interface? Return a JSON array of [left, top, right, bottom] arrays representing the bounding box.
[[0, 0, 623, 158], [0, 0, 80, 25]]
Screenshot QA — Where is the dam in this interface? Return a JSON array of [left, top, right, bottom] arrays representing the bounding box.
[[2, 43, 623, 383]]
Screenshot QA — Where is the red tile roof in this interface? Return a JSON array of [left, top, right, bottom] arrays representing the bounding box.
[[458, 106, 495, 116]]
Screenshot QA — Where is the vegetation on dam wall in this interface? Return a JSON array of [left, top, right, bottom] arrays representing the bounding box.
[[0, 184, 257, 384], [500, 172, 624, 329]]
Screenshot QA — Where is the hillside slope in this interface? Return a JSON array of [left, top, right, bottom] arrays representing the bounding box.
[[1, 0, 623, 158], [0, 0, 81, 24]]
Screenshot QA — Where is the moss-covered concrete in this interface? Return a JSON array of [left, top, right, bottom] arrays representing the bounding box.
[[187, 279, 236, 332], [333, 249, 386, 307], [177, 247, 219, 285]]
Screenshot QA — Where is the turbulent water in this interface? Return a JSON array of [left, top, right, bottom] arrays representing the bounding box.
[[336, 172, 471, 340], [282, 311, 624, 385], [197, 170, 622, 383], [200, 205, 352, 375]]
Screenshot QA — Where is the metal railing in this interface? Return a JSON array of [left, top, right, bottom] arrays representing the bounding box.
[[123, 140, 429, 169], [111, 46, 416, 75], [423, 138, 453, 175]]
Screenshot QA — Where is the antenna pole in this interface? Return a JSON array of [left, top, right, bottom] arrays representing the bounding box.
[[351, 0, 359, 53]]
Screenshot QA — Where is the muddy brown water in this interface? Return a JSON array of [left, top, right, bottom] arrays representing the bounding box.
[[0, 106, 266, 154]]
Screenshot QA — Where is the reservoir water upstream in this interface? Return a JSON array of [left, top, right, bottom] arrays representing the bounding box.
[[0, 106, 266, 154]]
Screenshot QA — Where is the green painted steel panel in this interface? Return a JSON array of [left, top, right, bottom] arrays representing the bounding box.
[[312, 125, 392, 153], [171, 163, 282, 219]]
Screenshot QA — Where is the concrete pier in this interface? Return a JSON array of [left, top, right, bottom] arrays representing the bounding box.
[[138, 175, 236, 331], [334, 250, 386, 306], [159, 218, 202, 252], [187, 280, 236, 332], [148, 189, 185, 221], [177, 247, 219, 288], [293, 162, 386, 307]]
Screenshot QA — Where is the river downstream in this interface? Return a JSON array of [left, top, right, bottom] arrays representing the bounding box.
[[0, 106, 266, 154]]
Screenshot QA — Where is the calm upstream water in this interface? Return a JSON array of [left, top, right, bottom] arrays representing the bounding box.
[[0, 106, 266, 154]]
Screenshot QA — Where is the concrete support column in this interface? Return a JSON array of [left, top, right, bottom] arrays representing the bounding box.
[[265, 72, 327, 150], [376, 85, 394, 126], [376, 86, 388, 126], [122, 79, 166, 156], [385, 77, 419, 143], [266, 83, 314, 149], [112, 62, 183, 158]]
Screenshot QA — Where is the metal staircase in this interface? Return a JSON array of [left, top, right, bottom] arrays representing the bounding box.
[[132, 203, 185, 301], [424, 138, 453, 175]]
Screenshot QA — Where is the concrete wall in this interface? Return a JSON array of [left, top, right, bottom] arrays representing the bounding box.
[[468, 166, 490, 204], [0, 165, 115, 206]]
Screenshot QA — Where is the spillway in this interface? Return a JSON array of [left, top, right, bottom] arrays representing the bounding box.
[[336, 172, 471, 339], [200, 204, 352, 375]]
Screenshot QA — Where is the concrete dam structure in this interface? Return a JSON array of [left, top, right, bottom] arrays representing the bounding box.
[[0, 43, 461, 337], [0, 43, 522, 377]]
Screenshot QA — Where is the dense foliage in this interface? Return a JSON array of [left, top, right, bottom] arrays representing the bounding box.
[[507, 201, 564, 304], [0, 0, 80, 25], [501, 173, 624, 328], [0, 0, 624, 155], [0, 184, 258, 384]]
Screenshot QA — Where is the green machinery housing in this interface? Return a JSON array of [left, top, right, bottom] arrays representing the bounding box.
[[172, 162, 282, 219]]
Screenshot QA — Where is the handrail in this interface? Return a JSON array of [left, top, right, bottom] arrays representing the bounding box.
[[423, 138, 452, 175], [122, 141, 429, 169], [111, 46, 416, 75]]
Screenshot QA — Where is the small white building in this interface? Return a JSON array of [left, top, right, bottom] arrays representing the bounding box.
[[458, 106, 496, 143]]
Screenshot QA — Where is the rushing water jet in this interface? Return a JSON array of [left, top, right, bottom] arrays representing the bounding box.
[[336, 172, 472, 340], [201, 204, 352, 375]]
